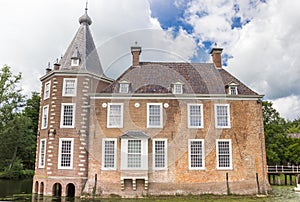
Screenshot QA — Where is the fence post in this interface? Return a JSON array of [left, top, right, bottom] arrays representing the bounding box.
[[276, 165, 278, 173]]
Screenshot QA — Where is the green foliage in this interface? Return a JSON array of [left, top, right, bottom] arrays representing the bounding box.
[[0, 65, 40, 179], [263, 101, 300, 165]]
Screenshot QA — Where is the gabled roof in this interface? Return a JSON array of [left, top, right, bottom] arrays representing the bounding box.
[[102, 62, 258, 96], [59, 11, 104, 76]]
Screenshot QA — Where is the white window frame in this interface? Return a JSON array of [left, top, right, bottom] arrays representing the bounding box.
[[62, 78, 77, 97], [121, 138, 148, 170], [107, 103, 123, 128], [38, 139, 47, 168], [58, 138, 74, 169], [119, 83, 130, 93], [147, 103, 163, 128], [41, 105, 49, 129], [153, 139, 168, 170], [102, 138, 117, 170], [188, 104, 204, 128], [44, 81, 51, 100], [188, 139, 205, 170], [60, 103, 76, 128], [173, 83, 183, 94], [229, 86, 238, 95], [215, 104, 231, 128], [216, 139, 232, 170], [71, 58, 80, 67]]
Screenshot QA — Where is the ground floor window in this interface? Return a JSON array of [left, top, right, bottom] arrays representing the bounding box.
[[102, 138, 117, 170], [216, 139, 232, 170], [58, 138, 74, 169], [153, 139, 167, 170], [188, 139, 205, 170]]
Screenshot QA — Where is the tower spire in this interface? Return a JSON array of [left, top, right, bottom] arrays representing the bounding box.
[[79, 0, 92, 25]]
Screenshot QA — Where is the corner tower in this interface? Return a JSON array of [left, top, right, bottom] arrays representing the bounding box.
[[32, 8, 113, 197]]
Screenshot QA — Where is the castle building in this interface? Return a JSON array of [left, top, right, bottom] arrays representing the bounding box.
[[33, 9, 270, 197]]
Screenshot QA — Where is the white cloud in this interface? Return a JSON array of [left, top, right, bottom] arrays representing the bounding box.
[[182, 0, 300, 120], [272, 95, 300, 121], [0, 0, 196, 97]]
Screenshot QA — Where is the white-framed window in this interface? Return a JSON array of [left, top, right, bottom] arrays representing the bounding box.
[[127, 140, 142, 168], [107, 103, 123, 128], [71, 58, 80, 67], [58, 138, 74, 169], [44, 81, 51, 100], [41, 105, 49, 129], [215, 104, 230, 128], [153, 139, 168, 170], [60, 103, 75, 128], [216, 139, 232, 170], [173, 83, 183, 94], [188, 139, 205, 170], [62, 78, 77, 96], [188, 104, 204, 128], [102, 138, 117, 170], [119, 83, 130, 93], [121, 138, 148, 170], [229, 86, 238, 95], [147, 103, 163, 128], [38, 139, 47, 168]]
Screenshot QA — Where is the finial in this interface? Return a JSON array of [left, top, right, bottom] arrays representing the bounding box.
[[79, 1, 92, 26], [214, 42, 218, 48], [48, 62, 50, 68], [85, 0, 88, 13], [135, 41, 138, 46]]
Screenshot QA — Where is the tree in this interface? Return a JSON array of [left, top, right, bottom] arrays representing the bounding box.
[[0, 65, 24, 171], [285, 139, 300, 165], [262, 101, 288, 165], [22, 92, 40, 169]]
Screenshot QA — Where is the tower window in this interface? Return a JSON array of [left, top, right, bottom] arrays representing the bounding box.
[[62, 78, 77, 96], [71, 58, 80, 67]]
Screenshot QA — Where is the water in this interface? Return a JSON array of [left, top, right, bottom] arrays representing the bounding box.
[[0, 178, 32, 198], [0, 179, 300, 201]]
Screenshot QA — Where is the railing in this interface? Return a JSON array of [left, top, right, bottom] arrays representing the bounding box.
[[267, 165, 300, 174]]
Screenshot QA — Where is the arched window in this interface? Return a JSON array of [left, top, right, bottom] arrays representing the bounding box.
[[34, 181, 39, 194], [52, 183, 62, 197], [39, 182, 44, 195], [66, 183, 75, 197]]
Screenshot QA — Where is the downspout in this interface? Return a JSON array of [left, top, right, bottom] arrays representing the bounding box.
[[257, 99, 268, 195]]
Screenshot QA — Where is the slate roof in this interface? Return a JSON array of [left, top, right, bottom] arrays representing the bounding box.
[[101, 62, 258, 96], [120, 131, 150, 139], [59, 12, 104, 76]]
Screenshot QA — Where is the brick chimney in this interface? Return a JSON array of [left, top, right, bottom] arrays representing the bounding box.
[[210, 47, 223, 68], [131, 46, 142, 67]]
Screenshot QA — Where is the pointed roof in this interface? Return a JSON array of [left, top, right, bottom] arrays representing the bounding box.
[[59, 9, 104, 76]]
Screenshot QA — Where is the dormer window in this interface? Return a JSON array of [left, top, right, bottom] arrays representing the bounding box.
[[119, 81, 130, 93], [227, 82, 238, 95], [71, 47, 81, 67], [172, 82, 183, 94], [71, 58, 80, 67]]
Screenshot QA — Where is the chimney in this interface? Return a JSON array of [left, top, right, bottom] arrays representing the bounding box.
[[53, 58, 61, 70], [131, 46, 142, 67], [45, 62, 51, 74], [210, 47, 223, 68]]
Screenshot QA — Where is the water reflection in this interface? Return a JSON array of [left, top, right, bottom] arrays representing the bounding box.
[[32, 194, 77, 202]]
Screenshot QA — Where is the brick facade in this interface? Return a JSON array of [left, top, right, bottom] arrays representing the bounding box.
[[32, 10, 270, 198]]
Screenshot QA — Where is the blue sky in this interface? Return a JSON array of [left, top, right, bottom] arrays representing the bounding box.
[[0, 0, 299, 120]]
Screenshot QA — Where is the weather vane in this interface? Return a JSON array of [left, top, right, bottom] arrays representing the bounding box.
[[85, 0, 88, 12]]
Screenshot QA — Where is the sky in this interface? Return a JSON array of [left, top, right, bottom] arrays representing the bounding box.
[[0, 0, 299, 120]]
